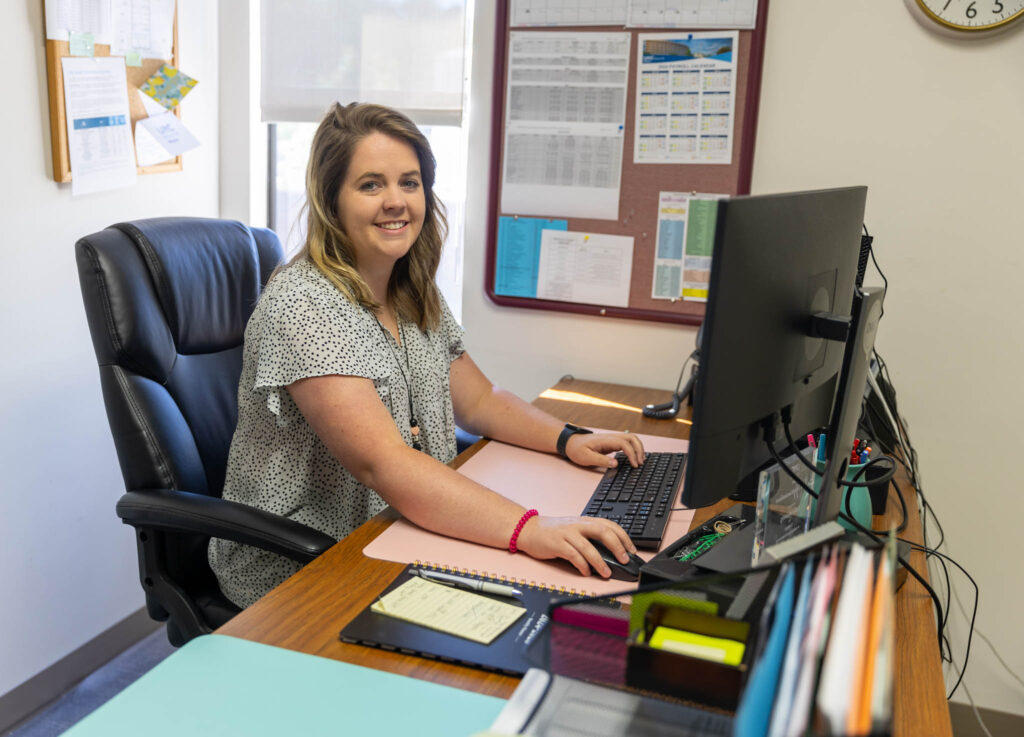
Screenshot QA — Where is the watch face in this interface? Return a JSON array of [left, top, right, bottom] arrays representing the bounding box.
[[916, 0, 1024, 31]]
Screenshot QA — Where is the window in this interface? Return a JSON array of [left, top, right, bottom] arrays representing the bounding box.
[[261, 0, 472, 318]]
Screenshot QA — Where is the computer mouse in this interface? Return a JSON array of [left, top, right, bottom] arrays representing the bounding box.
[[590, 541, 645, 581]]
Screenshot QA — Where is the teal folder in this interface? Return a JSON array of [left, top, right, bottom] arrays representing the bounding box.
[[61, 634, 505, 736]]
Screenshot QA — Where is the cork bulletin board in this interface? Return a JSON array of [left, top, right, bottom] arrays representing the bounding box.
[[43, 11, 180, 183], [484, 0, 770, 325]]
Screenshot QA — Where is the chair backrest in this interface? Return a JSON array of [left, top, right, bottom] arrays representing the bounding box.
[[76, 218, 283, 498]]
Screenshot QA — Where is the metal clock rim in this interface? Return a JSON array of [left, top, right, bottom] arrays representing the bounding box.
[[913, 0, 1024, 32]]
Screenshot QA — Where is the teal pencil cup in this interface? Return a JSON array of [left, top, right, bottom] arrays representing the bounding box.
[[811, 459, 873, 532]]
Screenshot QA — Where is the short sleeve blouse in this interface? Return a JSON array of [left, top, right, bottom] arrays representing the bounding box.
[[209, 259, 466, 608]]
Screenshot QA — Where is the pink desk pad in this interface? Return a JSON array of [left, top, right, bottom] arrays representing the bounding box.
[[362, 431, 694, 596]]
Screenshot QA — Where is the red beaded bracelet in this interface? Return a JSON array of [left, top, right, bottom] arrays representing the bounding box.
[[508, 509, 538, 553]]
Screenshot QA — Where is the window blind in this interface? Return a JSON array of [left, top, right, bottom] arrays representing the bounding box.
[[260, 0, 469, 126]]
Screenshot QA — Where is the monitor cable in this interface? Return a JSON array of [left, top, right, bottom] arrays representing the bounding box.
[[760, 423, 948, 663], [778, 409, 909, 536], [869, 349, 951, 605], [899, 539, 979, 700], [860, 343, 971, 696], [864, 223, 888, 320], [856, 400, 911, 534]]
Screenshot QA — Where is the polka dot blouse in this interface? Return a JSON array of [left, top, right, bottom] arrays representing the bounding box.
[[209, 259, 466, 608]]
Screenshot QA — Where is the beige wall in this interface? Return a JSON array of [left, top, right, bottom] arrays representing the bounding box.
[[463, 2, 1024, 716], [0, 0, 219, 699], [752, 3, 1024, 716]]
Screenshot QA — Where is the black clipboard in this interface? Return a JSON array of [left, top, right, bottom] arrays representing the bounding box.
[[340, 564, 594, 675]]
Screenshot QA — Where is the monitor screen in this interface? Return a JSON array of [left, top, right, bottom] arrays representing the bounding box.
[[679, 186, 868, 509]]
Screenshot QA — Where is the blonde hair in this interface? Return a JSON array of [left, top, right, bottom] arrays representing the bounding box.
[[288, 102, 447, 329]]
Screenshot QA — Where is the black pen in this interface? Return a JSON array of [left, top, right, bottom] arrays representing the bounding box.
[[411, 569, 522, 598]]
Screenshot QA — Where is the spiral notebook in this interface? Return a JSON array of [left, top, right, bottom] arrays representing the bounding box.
[[340, 563, 625, 676]]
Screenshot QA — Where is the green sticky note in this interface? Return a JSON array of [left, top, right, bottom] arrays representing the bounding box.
[[125, 51, 143, 67], [630, 590, 718, 636], [69, 31, 95, 57]]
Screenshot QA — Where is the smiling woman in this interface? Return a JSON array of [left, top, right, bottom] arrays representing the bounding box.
[[209, 103, 647, 609]]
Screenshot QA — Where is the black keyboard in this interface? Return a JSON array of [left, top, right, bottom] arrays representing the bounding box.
[[582, 451, 687, 549]]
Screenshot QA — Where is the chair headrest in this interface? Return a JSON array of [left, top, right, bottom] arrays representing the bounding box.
[[77, 217, 282, 381], [114, 219, 268, 354]]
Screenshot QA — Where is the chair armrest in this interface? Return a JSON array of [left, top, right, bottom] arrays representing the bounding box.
[[116, 489, 336, 564]]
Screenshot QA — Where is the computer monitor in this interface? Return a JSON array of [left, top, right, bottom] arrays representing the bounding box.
[[679, 186, 869, 512], [813, 284, 884, 525]]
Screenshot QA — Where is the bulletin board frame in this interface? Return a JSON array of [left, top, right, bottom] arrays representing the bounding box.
[[43, 9, 181, 183], [484, 0, 770, 325]]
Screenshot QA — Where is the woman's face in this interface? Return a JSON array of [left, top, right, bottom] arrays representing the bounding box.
[[336, 131, 426, 276]]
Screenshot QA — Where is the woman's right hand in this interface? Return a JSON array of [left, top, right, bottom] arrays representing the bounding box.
[[514, 515, 637, 578]]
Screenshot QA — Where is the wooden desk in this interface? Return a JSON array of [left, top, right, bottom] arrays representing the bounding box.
[[217, 377, 951, 736]]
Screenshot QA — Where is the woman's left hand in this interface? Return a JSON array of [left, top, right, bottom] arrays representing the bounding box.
[[565, 431, 645, 469]]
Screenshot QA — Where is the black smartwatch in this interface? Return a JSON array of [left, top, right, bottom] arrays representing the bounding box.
[[556, 423, 593, 458]]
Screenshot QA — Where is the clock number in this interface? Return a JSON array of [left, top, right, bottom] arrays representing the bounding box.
[[919, 0, 1024, 30]]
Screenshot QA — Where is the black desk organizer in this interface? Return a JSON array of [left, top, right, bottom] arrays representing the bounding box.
[[640, 503, 759, 586], [529, 566, 778, 714]]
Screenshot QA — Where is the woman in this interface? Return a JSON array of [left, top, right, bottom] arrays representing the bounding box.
[[210, 102, 643, 608]]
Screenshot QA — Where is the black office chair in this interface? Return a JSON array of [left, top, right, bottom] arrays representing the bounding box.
[[75, 217, 335, 646]]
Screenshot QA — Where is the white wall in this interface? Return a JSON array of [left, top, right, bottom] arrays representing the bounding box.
[[463, 1, 1023, 717], [0, 0, 219, 700]]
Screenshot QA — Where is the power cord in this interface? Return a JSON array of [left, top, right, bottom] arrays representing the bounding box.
[[848, 336, 979, 703], [864, 223, 887, 319], [948, 662, 995, 737], [900, 540, 978, 700], [949, 591, 1024, 736], [762, 423, 948, 661], [780, 411, 907, 533]]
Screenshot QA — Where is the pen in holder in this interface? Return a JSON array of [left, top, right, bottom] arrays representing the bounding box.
[[811, 458, 872, 533]]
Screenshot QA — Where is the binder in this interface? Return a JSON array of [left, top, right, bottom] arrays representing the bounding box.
[[61, 635, 505, 737], [340, 563, 617, 675]]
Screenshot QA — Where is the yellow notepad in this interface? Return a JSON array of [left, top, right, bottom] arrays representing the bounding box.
[[371, 577, 525, 645], [649, 626, 746, 666]]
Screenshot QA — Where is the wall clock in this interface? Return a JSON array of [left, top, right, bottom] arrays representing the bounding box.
[[905, 0, 1024, 36]]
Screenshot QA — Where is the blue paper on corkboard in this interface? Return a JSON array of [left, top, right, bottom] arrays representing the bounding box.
[[140, 64, 198, 109]]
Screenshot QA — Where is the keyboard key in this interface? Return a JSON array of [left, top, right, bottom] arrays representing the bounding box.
[[581, 451, 687, 550]]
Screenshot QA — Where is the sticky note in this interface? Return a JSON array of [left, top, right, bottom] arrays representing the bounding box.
[[649, 626, 746, 665], [69, 32, 95, 57], [125, 51, 143, 67], [371, 577, 524, 645], [140, 64, 199, 110]]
